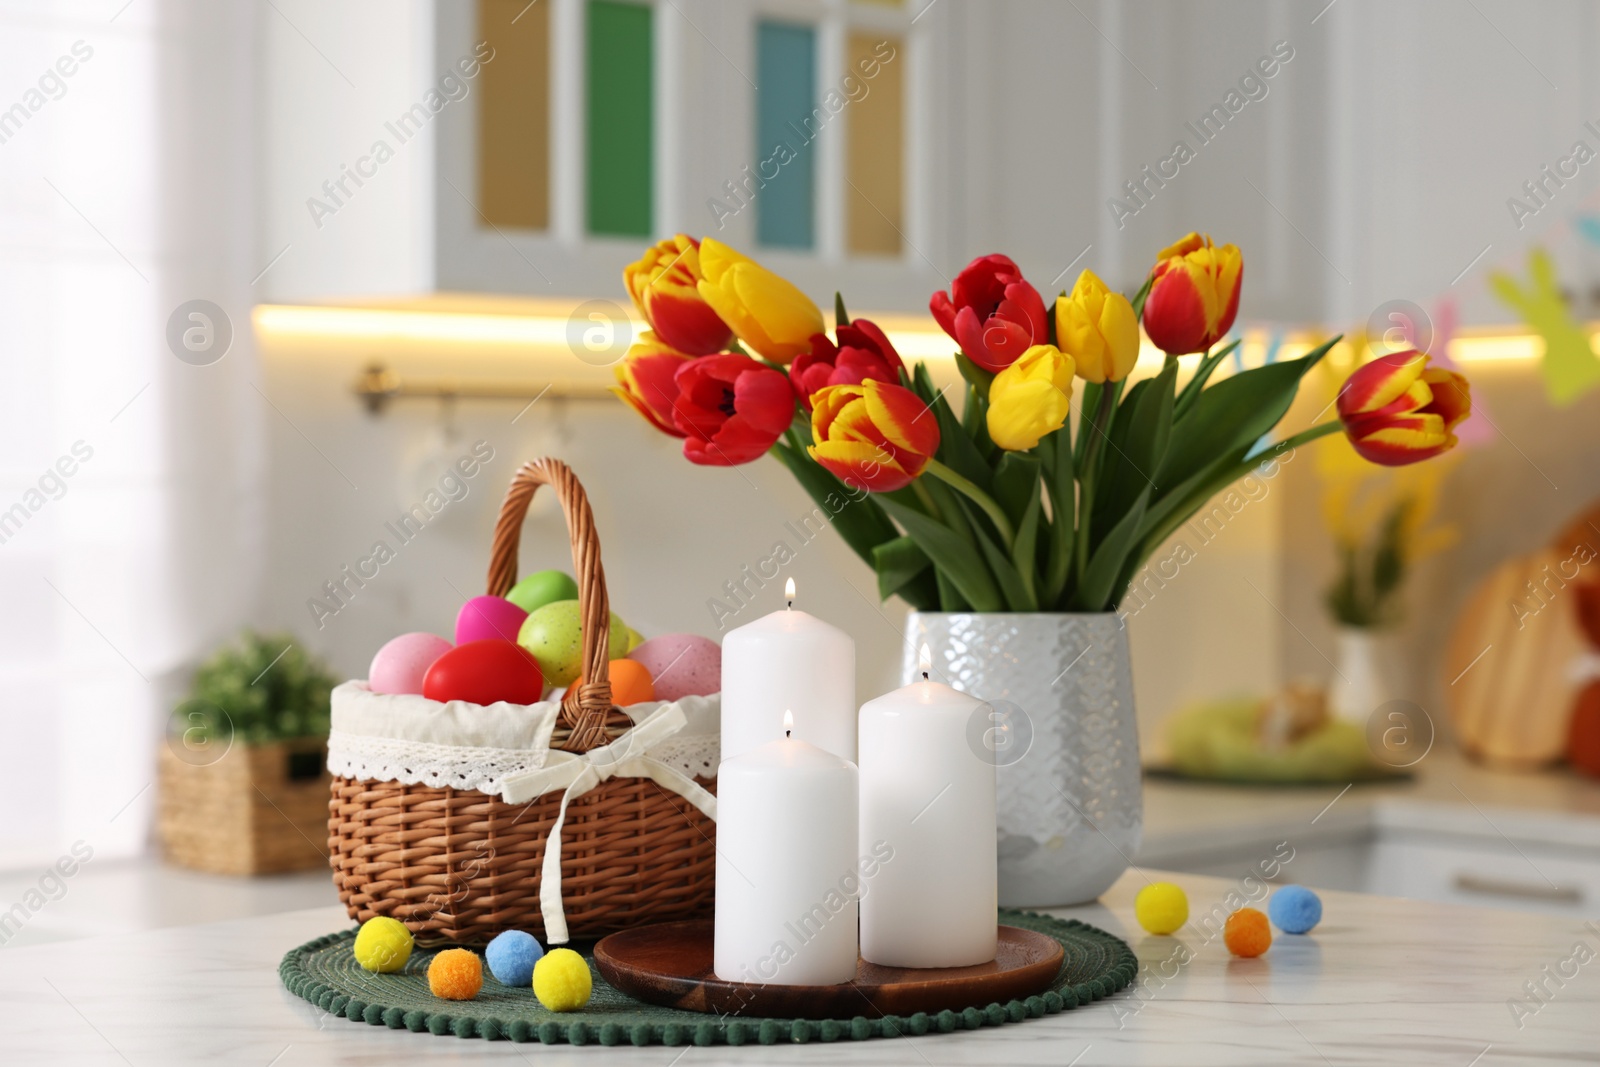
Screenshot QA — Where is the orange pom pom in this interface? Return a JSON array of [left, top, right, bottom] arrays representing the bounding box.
[[427, 948, 484, 1000], [1224, 907, 1272, 958], [576, 659, 656, 706]]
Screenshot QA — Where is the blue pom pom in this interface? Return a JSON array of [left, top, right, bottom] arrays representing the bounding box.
[[1268, 885, 1322, 934], [485, 929, 544, 986]]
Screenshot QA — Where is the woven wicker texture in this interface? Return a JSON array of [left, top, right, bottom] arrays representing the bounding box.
[[328, 459, 717, 946], [279, 909, 1137, 1046]]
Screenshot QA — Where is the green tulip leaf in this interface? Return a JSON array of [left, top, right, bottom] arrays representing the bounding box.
[[1094, 358, 1177, 542], [769, 443, 901, 573], [915, 362, 992, 494], [1042, 424, 1076, 607], [954, 352, 995, 402], [878, 496, 1004, 612], [1174, 338, 1241, 418], [992, 452, 1042, 528], [958, 496, 1036, 612], [834, 291, 850, 327], [1079, 486, 1152, 612], [1157, 339, 1335, 493], [872, 536, 933, 601], [935, 569, 971, 612], [1009, 477, 1043, 607]]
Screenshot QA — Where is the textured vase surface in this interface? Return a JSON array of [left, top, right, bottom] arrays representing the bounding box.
[[903, 612, 1141, 907]]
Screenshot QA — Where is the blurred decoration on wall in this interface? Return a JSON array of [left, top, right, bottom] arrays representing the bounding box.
[[1488, 249, 1600, 405]]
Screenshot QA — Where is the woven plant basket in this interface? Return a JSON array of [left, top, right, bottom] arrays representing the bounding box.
[[327, 458, 717, 946]]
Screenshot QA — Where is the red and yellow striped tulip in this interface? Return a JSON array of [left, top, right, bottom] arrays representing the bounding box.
[[808, 379, 939, 492], [623, 235, 734, 355], [611, 332, 691, 438], [695, 238, 824, 363], [1337, 350, 1472, 466], [1142, 232, 1243, 355]]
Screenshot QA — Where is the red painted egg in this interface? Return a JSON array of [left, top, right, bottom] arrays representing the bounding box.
[[422, 639, 545, 706]]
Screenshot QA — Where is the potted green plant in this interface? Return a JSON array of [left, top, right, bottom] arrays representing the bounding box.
[[158, 632, 336, 875]]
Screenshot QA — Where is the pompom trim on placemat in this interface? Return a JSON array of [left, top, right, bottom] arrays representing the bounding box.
[[278, 908, 1137, 1046]]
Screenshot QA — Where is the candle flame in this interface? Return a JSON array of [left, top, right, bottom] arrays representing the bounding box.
[[785, 577, 796, 602], [919, 643, 931, 679], [783, 709, 794, 738]]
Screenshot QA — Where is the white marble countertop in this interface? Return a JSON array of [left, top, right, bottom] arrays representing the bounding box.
[[2, 867, 1595, 1066]]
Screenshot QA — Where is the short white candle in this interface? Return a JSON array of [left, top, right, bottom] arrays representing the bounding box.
[[858, 645, 997, 968], [720, 579, 856, 763], [714, 711, 860, 985]]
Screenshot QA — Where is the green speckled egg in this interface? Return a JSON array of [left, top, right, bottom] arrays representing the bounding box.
[[517, 600, 630, 687]]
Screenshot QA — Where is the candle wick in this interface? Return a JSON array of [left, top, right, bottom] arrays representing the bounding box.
[[786, 599, 792, 609], [785, 728, 791, 739], [922, 671, 929, 681]]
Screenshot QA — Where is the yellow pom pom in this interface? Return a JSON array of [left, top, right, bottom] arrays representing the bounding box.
[[1135, 882, 1189, 935], [532, 947, 593, 1012], [353, 916, 413, 973], [428, 948, 484, 1001]]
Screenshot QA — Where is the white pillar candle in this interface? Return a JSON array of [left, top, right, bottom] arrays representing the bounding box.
[[858, 645, 997, 968], [720, 579, 856, 763], [714, 711, 860, 985]]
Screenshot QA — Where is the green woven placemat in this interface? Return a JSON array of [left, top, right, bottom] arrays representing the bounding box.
[[279, 909, 1135, 1046]]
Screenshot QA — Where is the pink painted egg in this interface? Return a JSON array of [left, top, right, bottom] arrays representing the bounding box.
[[422, 639, 545, 706], [455, 595, 529, 645], [368, 632, 452, 695], [627, 633, 721, 702]]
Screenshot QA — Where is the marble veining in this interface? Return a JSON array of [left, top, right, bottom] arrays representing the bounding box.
[[1, 869, 1596, 1065]]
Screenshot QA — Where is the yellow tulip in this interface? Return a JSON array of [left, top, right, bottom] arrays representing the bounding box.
[[986, 344, 1076, 451], [1054, 269, 1140, 383], [695, 238, 824, 363]]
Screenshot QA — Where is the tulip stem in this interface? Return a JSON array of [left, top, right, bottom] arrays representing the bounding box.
[[1252, 420, 1342, 466], [1074, 385, 1118, 586], [922, 459, 1013, 547]]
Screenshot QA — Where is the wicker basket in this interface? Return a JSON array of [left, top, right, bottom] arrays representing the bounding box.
[[327, 458, 717, 945]]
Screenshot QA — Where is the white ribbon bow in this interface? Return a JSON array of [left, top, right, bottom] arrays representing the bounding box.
[[498, 703, 718, 944]]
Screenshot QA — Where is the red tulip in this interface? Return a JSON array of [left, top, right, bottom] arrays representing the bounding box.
[[790, 319, 907, 410], [1142, 232, 1243, 355], [623, 235, 734, 355], [672, 354, 794, 465], [1337, 350, 1472, 466], [612, 333, 691, 438], [808, 380, 939, 492], [929, 254, 1048, 372]]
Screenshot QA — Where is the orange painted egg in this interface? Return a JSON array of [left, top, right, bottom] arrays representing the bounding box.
[[575, 659, 656, 707]]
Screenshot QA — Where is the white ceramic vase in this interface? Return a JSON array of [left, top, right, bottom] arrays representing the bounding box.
[[902, 611, 1141, 907], [1328, 626, 1403, 725]]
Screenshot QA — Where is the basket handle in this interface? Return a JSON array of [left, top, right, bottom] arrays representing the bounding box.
[[486, 458, 613, 748]]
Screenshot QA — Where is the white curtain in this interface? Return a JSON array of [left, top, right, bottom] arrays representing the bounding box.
[[0, 0, 262, 867]]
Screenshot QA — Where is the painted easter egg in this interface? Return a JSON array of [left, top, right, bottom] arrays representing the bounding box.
[[628, 633, 721, 701], [455, 595, 529, 645], [422, 639, 545, 706], [505, 570, 579, 615], [575, 659, 655, 706], [368, 632, 452, 695], [517, 600, 630, 687]]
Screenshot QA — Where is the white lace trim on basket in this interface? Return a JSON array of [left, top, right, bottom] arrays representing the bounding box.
[[325, 681, 720, 796]]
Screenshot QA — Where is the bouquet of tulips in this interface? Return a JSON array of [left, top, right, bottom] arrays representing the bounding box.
[[615, 234, 1472, 613]]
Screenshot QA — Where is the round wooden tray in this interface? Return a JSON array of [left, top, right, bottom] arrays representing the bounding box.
[[593, 921, 1064, 1020]]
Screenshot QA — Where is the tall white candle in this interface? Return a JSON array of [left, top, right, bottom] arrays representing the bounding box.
[[714, 711, 860, 985], [720, 579, 856, 763], [858, 645, 996, 968]]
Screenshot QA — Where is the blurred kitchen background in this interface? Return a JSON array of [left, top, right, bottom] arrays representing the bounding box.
[[5, 0, 1600, 943]]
